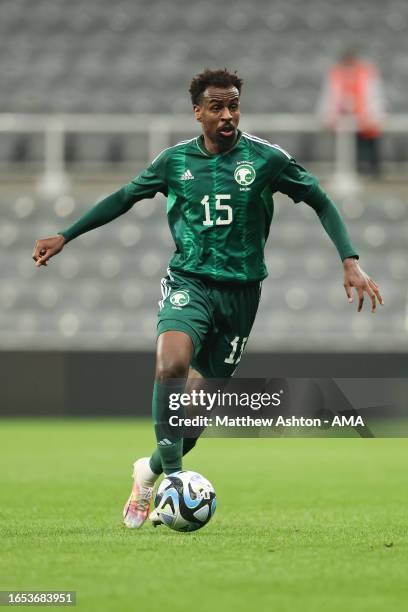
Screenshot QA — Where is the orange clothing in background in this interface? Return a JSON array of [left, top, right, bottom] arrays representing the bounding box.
[[319, 59, 385, 138]]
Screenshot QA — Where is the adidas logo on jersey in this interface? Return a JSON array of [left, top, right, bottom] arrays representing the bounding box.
[[180, 169, 194, 180]]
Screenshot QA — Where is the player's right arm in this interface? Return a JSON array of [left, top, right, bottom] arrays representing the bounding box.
[[274, 157, 383, 312], [32, 157, 167, 267]]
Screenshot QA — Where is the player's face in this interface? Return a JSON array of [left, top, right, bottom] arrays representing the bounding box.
[[193, 86, 240, 152]]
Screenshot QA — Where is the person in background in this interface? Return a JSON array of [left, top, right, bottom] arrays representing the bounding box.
[[318, 50, 385, 177]]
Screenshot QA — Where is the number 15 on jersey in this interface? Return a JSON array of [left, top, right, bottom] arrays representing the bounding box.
[[201, 194, 233, 226]]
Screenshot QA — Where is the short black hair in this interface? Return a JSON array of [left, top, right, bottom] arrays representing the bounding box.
[[189, 68, 243, 106]]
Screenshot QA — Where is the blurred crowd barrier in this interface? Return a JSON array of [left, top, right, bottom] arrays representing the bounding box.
[[1, 114, 408, 195]]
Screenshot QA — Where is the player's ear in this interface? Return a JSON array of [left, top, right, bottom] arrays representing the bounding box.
[[193, 105, 202, 122]]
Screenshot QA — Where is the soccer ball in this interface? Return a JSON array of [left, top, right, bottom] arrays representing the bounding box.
[[154, 470, 216, 532]]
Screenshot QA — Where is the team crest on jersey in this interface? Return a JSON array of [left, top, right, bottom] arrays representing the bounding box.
[[170, 290, 190, 308], [234, 163, 256, 186]]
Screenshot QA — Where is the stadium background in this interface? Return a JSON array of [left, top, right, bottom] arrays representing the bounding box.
[[0, 0, 407, 415], [1, 3, 407, 612]]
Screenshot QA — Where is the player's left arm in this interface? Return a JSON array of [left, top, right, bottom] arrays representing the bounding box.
[[275, 159, 384, 313], [33, 160, 168, 266]]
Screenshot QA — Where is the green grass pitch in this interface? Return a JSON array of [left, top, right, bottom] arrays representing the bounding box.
[[1, 419, 407, 611]]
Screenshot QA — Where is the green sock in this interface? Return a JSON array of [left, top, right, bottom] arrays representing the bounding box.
[[149, 437, 198, 475], [152, 380, 185, 475]]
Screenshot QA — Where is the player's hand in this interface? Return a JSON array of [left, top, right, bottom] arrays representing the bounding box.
[[32, 235, 66, 267], [343, 258, 384, 313]]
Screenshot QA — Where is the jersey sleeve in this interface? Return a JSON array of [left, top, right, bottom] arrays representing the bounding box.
[[123, 153, 168, 200], [58, 154, 168, 243], [274, 158, 359, 261], [274, 158, 319, 203]]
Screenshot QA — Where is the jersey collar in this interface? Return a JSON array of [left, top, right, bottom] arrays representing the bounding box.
[[195, 130, 243, 157]]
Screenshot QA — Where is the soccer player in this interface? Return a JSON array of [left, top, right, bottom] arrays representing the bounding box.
[[32, 68, 383, 529]]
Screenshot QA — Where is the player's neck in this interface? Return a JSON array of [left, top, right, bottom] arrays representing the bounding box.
[[202, 133, 238, 155]]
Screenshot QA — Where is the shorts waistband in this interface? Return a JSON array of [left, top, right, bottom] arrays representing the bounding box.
[[168, 267, 262, 289]]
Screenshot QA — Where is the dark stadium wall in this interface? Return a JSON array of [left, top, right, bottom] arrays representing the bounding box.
[[0, 351, 406, 417]]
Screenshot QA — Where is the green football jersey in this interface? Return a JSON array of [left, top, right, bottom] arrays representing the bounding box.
[[124, 130, 320, 283]]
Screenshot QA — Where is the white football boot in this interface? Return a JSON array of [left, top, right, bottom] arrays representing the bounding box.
[[123, 457, 159, 529]]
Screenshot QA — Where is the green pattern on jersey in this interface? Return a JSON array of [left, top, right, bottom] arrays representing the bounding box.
[[58, 132, 358, 275], [131, 131, 298, 283]]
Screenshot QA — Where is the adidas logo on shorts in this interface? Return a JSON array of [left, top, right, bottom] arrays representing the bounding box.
[[180, 169, 194, 180]]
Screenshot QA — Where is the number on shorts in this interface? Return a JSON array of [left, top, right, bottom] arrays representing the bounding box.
[[224, 336, 248, 365]]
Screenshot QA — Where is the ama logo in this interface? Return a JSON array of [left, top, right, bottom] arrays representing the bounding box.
[[332, 415, 365, 426]]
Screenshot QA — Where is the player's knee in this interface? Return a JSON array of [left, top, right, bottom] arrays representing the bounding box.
[[155, 358, 189, 382]]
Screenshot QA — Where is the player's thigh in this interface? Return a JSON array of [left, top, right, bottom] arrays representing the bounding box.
[[157, 270, 213, 360], [193, 282, 262, 378]]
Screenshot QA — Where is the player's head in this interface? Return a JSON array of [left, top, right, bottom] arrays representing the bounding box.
[[189, 68, 243, 151]]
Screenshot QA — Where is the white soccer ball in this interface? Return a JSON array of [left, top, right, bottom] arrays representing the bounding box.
[[154, 470, 216, 532]]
